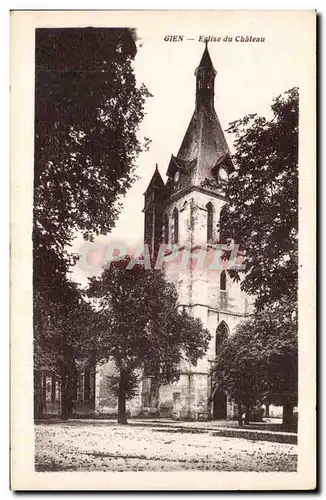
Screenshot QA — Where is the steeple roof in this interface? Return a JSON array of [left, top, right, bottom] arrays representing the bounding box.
[[166, 44, 232, 188], [195, 41, 216, 74], [176, 106, 231, 185], [144, 164, 165, 194]]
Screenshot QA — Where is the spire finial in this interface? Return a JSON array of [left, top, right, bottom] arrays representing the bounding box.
[[205, 38, 208, 49]]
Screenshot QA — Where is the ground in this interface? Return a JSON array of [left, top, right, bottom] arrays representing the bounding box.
[[35, 420, 297, 472]]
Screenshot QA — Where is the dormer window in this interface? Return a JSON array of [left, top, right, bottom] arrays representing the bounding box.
[[218, 166, 229, 182]]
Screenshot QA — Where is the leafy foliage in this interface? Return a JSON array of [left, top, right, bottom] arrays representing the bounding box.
[[87, 257, 211, 421], [213, 300, 298, 423], [105, 372, 140, 401], [33, 29, 150, 416], [220, 88, 299, 310], [34, 29, 150, 251]]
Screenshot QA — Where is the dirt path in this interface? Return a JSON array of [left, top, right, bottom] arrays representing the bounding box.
[[35, 422, 297, 472]]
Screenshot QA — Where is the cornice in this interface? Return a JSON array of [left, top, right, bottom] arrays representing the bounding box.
[[165, 185, 226, 206]]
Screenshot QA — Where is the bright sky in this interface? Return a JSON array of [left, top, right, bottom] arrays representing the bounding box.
[[70, 11, 312, 285]]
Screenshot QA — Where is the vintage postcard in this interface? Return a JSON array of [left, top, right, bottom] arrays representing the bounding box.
[[10, 10, 316, 490]]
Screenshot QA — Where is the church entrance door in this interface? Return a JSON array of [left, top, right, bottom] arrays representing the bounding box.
[[213, 390, 227, 420]]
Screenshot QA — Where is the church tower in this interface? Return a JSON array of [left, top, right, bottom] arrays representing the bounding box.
[[143, 163, 165, 259], [142, 43, 250, 420]]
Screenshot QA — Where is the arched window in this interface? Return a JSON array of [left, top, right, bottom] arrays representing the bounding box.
[[206, 202, 214, 242], [219, 206, 226, 242], [164, 213, 169, 244], [220, 270, 227, 309], [172, 208, 179, 244], [220, 270, 226, 291], [84, 367, 91, 401], [215, 321, 229, 355]]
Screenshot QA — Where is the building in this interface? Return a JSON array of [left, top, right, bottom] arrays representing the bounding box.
[[139, 43, 251, 420], [38, 43, 252, 420], [92, 42, 252, 421]]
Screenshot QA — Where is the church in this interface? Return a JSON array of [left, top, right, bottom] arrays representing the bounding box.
[[137, 43, 251, 420], [39, 44, 253, 420]]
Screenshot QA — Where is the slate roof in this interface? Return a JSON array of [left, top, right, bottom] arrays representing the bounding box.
[[177, 106, 231, 184], [172, 45, 232, 185], [144, 164, 165, 194]]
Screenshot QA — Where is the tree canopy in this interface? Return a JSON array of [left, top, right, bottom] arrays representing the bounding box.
[[213, 300, 298, 426], [87, 257, 211, 422], [33, 28, 151, 416], [220, 87, 298, 310]]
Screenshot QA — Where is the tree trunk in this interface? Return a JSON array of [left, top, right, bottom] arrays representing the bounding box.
[[60, 357, 76, 420], [33, 369, 44, 419], [61, 393, 71, 420], [61, 384, 74, 421], [237, 396, 243, 427], [118, 370, 128, 424], [282, 402, 294, 429], [265, 404, 270, 418], [244, 403, 251, 424]]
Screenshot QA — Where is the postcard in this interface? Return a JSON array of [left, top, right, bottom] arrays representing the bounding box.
[[10, 10, 316, 490]]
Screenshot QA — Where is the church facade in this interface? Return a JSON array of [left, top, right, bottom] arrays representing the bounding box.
[[138, 44, 251, 420], [39, 44, 253, 421]]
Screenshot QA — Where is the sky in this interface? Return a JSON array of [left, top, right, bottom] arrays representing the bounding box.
[[69, 11, 313, 285]]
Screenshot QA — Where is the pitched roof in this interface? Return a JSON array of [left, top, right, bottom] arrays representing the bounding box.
[[175, 106, 231, 185], [167, 44, 232, 186], [144, 164, 165, 194], [196, 43, 216, 74]]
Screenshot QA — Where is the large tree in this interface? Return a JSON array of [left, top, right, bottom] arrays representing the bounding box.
[[33, 278, 99, 419], [213, 300, 298, 428], [87, 257, 211, 424], [220, 87, 298, 310], [33, 28, 150, 415]]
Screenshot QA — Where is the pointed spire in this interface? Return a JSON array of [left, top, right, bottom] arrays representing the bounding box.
[[196, 40, 216, 73], [195, 42, 217, 110], [144, 163, 164, 194], [167, 43, 232, 189]]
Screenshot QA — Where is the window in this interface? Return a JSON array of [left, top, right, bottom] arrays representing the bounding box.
[[84, 367, 91, 401], [206, 202, 214, 242], [42, 374, 47, 403], [219, 206, 228, 243], [215, 321, 229, 355], [144, 211, 153, 245], [72, 368, 78, 401], [51, 373, 56, 403], [173, 392, 181, 404], [220, 270, 227, 309], [172, 208, 179, 244], [164, 213, 169, 244], [220, 270, 226, 291], [142, 393, 150, 408]]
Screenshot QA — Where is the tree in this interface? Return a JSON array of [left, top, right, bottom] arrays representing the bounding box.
[[220, 88, 298, 311], [87, 257, 211, 424], [34, 28, 150, 253], [33, 276, 99, 419], [33, 28, 151, 414], [213, 300, 298, 428]]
